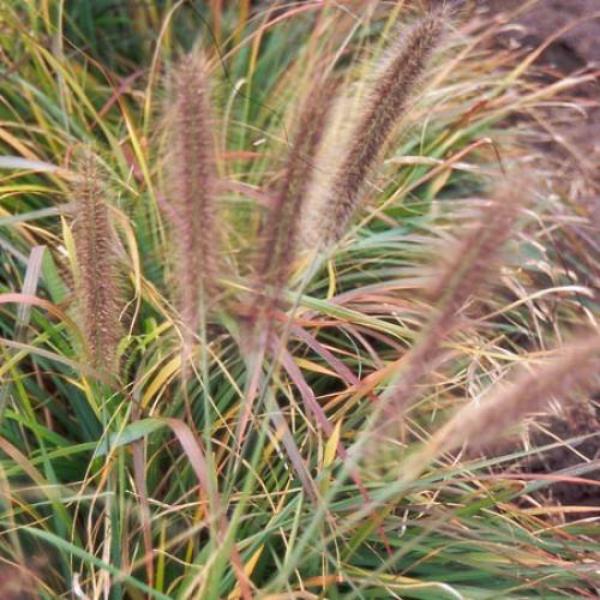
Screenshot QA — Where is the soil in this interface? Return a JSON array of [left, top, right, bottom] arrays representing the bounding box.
[[521, 401, 600, 511], [485, 0, 599, 65], [482, 0, 600, 170]]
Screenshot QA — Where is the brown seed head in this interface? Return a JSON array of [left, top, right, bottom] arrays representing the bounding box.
[[322, 10, 445, 245], [163, 52, 219, 345], [71, 147, 121, 377], [378, 177, 525, 425], [253, 77, 337, 322], [431, 334, 600, 456]]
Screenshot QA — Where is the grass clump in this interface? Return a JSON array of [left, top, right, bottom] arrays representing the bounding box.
[[0, 2, 598, 599]]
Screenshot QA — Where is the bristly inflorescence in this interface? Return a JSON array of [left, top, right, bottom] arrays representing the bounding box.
[[424, 334, 600, 459], [72, 148, 121, 377], [162, 52, 219, 348], [376, 177, 524, 431], [395, 333, 600, 487], [252, 77, 336, 322], [315, 10, 445, 246]]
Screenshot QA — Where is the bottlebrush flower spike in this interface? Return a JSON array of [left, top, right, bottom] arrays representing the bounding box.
[[71, 147, 121, 377], [378, 177, 524, 427], [253, 77, 336, 320], [162, 52, 219, 346], [417, 334, 600, 464], [320, 10, 445, 245]]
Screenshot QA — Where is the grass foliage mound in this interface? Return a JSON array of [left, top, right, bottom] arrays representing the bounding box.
[[0, 2, 599, 598]]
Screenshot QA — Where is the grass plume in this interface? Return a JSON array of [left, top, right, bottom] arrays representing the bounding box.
[[378, 177, 524, 427], [71, 147, 121, 376], [162, 52, 219, 344], [410, 334, 600, 470], [253, 78, 336, 320], [316, 9, 445, 246]]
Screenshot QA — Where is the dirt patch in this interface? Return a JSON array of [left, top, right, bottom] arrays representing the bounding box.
[[485, 0, 600, 65], [479, 0, 600, 167], [523, 401, 600, 513]]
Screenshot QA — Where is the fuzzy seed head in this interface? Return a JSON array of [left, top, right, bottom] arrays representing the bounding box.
[[321, 10, 445, 245], [163, 52, 219, 342], [253, 78, 336, 320], [378, 177, 524, 423], [434, 334, 600, 455], [71, 148, 121, 377]]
